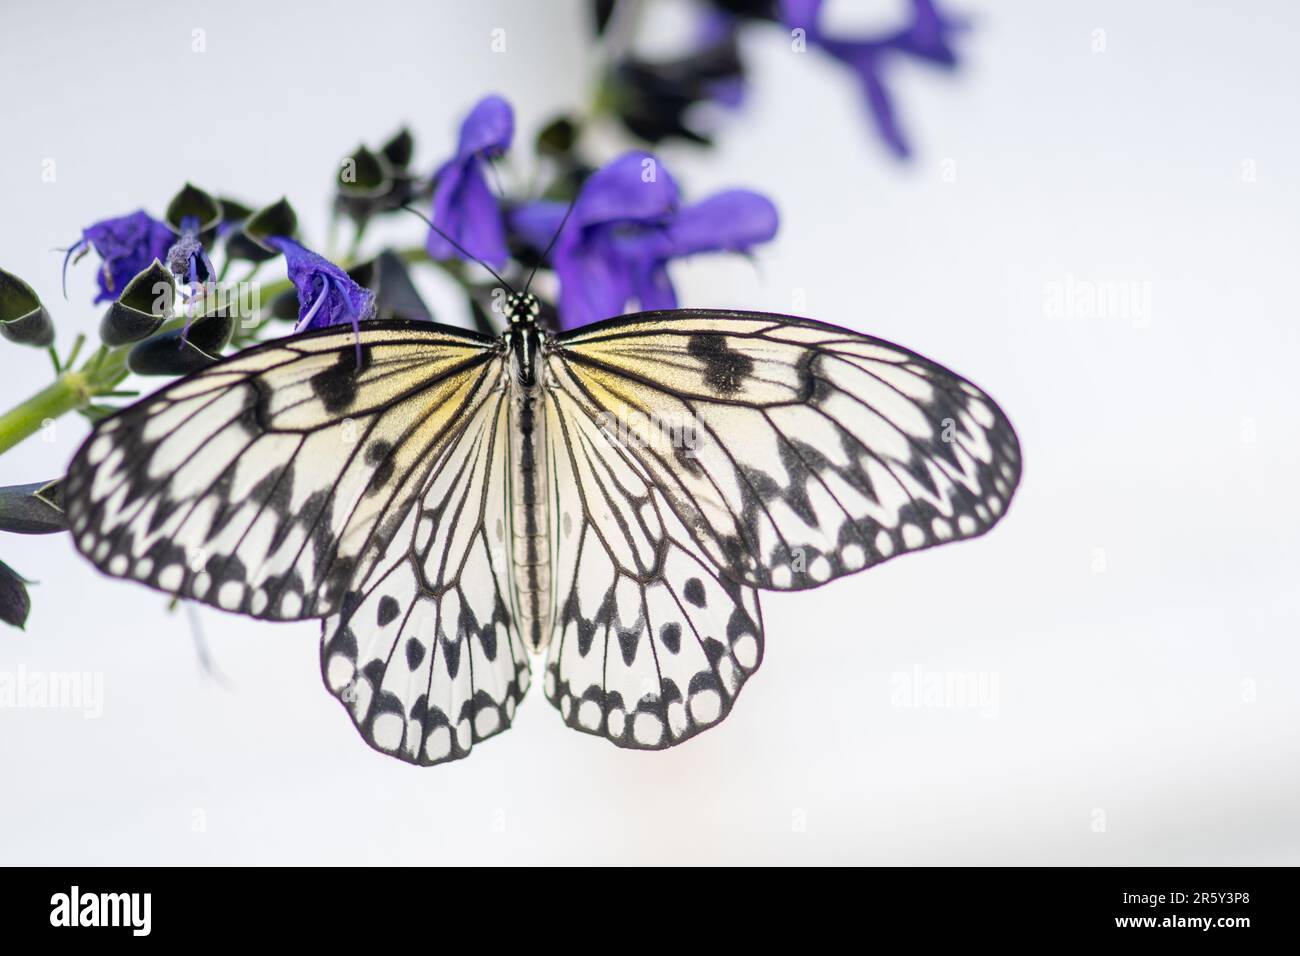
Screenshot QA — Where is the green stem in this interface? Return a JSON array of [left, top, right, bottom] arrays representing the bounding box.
[[0, 373, 92, 455]]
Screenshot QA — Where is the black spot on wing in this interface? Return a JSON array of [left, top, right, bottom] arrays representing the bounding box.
[[309, 345, 371, 413], [683, 577, 706, 608], [376, 594, 400, 626], [441, 635, 461, 678], [365, 439, 396, 492], [659, 622, 681, 653], [405, 637, 426, 670], [687, 333, 754, 394]]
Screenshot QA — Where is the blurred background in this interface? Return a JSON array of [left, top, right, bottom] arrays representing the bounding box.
[[1, 0, 1297, 865]]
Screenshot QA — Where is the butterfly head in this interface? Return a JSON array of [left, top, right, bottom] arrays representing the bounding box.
[[504, 291, 541, 327]]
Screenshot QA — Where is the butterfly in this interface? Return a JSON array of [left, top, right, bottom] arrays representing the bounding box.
[[63, 292, 1020, 765]]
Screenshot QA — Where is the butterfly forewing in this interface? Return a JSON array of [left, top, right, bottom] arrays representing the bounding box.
[[64, 322, 501, 621], [549, 310, 1021, 593]]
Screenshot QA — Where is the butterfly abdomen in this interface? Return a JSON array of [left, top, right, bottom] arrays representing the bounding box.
[[508, 385, 551, 653]]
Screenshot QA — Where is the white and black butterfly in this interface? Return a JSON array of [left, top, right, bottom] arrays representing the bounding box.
[[63, 294, 1020, 765]]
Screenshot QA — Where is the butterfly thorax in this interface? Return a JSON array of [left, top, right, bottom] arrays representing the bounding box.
[[504, 294, 552, 652]]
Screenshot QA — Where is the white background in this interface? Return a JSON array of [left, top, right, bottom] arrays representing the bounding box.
[[1, 0, 1297, 864]]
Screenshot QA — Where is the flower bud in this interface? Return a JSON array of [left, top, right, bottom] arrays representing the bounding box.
[[0, 479, 66, 535], [165, 183, 222, 244], [0, 268, 54, 347], [243, 198, 299, 254], [0, 559, 32, 630], [98, 259, 174, 347], [127, 309, 233, 376]]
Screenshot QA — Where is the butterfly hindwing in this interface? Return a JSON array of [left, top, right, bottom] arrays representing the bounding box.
[[550, 310, 1021, 592], [543, 384, 764, 750], [321, 392, 531, 766], [63, 321, 501, 620]]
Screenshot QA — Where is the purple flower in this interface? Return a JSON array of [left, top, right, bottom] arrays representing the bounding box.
[[780, 0, 965, 158], [511, 151, 778, 329], [268, 237, 375, 335], [166, 218, 217, 293], [425, 95, 514, 269], [63, 210, 175, 303]]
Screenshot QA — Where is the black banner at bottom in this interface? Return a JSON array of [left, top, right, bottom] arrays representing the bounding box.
[[0, 865, 1287, 941]]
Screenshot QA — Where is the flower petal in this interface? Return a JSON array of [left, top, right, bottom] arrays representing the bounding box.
[[779, 0, 823, 32], [426, 160, 508, 268], [553, 243, 634, 330], [509, 201, 569, 251], [457, 94, 514, 158], [667, 189, 779, 256], [854, 64, 910, 158], [77, 210, 176, 303], [629, 260, 677, 313], [574, 151, 680, 229], [426, 96, 515, 268], [449, 162, 509, 267], [270, 237, 374, 331]]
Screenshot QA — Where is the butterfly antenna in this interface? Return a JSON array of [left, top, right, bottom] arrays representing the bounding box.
[[399, 204, 515, 293], [523, 193, 580, 296]]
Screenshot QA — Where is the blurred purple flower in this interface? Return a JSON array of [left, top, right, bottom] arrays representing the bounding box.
[[512, 151, 778, 329], [268, 237, 375, 335], [780, 0, 965, 158], [62, 210, 175, 303], [425, 94, 514, 269]]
